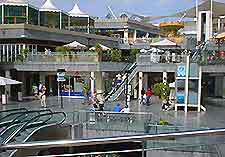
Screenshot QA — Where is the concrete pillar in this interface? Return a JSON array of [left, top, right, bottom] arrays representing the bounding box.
[[26, 5, 29, 24], [5, 70, 11, 97], [124, 28, 129, 44], [197, 66, 202, 112], [223, 76, 225, 99], [184, 55, 190, 113], [133, 29, 137, 42], [2, 5, 4, 24], [90, 72, 95, 96], [138, 72, 143, 103], [143, 73, 148, 89], [215, 76, 223, 97], [163, 72, 167, 83], [87, 16, 90, 34], [39, 72, 46, 84], [95, 72, 104, 105], [218, 18, 221, 32], [59, 12, 62, 30]]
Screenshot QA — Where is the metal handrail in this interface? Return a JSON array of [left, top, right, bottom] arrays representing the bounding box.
[[103, 62, 133, 97], [104, 62, 137, 101], [1, 128, 225, 150], [31, 141, 225, 157], [0, 108, 28, 114], [2, 111, 66, 144], [0, 109, 52, 136]]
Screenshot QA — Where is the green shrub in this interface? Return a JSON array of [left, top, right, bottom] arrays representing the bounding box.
[[110, 48, 122, 62], [55, 46, 70, 55], [17, 48, 30, 62], [130, 49, 140, 60], [159, 118, 169, 125], [153, 82, 170, 100]]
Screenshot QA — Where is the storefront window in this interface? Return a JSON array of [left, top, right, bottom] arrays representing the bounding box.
[[40, 11, 60, 29], [4, 5, 26, 24], [0, 6, 2, 24], [70, 17, 89, 32], [28, 7, 38, 25], [61, 13, 68, 30]]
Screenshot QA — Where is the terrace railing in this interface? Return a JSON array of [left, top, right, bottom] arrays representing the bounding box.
[[137, 54, 187, 64]]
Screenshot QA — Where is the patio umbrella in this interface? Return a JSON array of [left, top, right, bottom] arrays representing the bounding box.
[[63, 41, 87, 49], [215, 32, 225, 40], [89, 44, 111, 51], [0, 77, 22, 86], [140, 49, 148, 53]]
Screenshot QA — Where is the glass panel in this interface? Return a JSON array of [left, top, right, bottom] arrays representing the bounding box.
[[0, 5, 2, 24], [61, 13, 68, 30], [190, 63, 199, 77], [176, 80, 185, 104], [70, 17, 89, 32], [28, 7, 38, 25], [40, 11, 60, 29], [188, 80, 198, 105], [4, 5, 26, 24]]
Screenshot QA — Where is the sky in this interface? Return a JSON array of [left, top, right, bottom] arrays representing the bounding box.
[[29, 0, 225, 18]]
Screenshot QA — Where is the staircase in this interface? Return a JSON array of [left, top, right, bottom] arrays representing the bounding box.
[[105, 62, 138, 102]]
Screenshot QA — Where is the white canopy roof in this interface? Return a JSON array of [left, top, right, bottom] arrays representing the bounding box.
[[150, 39, 177, 47], [40, 0, 60, 12], [2, 0, 27, 3], [89, 44, 111, 51], [0, 77, 22, 86], [63, 41, 87, 49], [69, 4, 89, 17]]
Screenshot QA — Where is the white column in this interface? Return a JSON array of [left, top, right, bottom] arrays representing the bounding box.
[[26, 5, 29, 24], [184, 55, 190, 113], [10, 44, 13, 62], [6, 44, 9, 62], [139, 72, 143, 103], [218, 18, 221, 32], [163, 71, 167, 83], [59, 12, 62, 30], [14, 44, 17, 62], [124, 28, 129, 44], [68, 16, 70, 30], [87, 16, 90, 34], [69, 76, 71, 97], [90, 72, 95, 96], [3, 44, 5, 62], [35, 45, 38, 53], [5, 70, 11, 97], [38, 11, 40, 26], [133, 29, 137, 42], [2, 5, 4, 24], [197, 66, 202, 112]]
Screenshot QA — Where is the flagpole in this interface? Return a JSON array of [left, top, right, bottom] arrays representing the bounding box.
[[211, 0, 213, 38], [196, 0, 198, 44]]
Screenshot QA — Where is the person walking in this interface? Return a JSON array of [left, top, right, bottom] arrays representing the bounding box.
[[40, 85, 47, 108], [146, 88, 152, 106], [140, 88, 145, 104]]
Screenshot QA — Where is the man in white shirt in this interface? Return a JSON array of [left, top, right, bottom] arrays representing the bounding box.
[[120, 105, 130, 113]]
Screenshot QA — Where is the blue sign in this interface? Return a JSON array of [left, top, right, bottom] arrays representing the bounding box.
[[177, 65, 186, 77]]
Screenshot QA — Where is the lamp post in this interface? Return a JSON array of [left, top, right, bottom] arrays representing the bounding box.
[[57, 69, 66, 109]]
